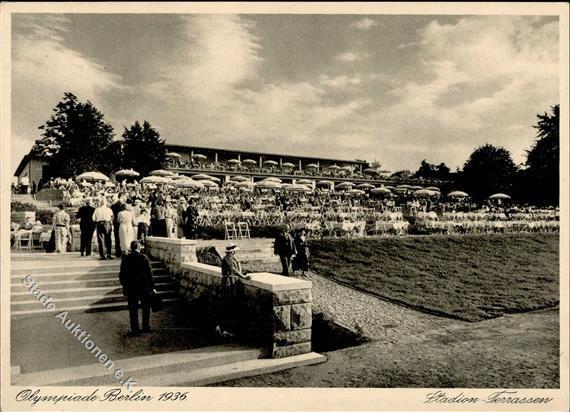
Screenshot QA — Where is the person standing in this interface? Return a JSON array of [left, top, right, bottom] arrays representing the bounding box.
[[117, 203, 136, 256], [53, 204, 70, 254], [292, 228, 309, 276], [151, 200, 167, 237], [274, 225, 295, 276], [136, 207, 151, 246], [119, 240, 155, 336], [111, 192, 127, 257], [76, 198, 95, 256], [216, 244, 251, 337], [92, 198, 114, 260], [184, 198, 199, 239]]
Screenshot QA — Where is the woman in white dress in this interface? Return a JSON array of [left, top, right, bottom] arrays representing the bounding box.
[[117, 203, 136, 255]]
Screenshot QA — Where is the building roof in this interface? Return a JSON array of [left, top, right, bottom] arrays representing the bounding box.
[[164, 143, 368, 165]]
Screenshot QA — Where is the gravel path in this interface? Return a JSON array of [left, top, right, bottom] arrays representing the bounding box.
[[219, 265, 559, 388]]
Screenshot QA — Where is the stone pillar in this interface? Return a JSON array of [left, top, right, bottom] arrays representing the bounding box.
[[272, 288, 312, 358], [146, 237, 197, 277], [180, 263, 313, 359]]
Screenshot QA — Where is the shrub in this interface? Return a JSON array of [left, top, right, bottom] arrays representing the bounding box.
[[10, 202, 37, 212]]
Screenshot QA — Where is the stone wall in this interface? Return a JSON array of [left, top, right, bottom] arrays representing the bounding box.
[[146, 237, 197, 277], [180, 262, 313, 359], [146, 236, 314, 359]]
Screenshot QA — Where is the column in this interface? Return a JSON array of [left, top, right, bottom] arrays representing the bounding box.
[[298, 160, 302, 172]]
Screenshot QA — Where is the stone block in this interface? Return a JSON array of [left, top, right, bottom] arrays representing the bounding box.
[[290, 303, 312, 330], [272, 341, 311, 358], [273, 329, 311, 346], [273, 305, 291, 332], [273, 289, 312, 306]]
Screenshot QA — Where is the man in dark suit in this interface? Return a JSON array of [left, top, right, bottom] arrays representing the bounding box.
[[119, 240, 155, 336], [274, 225, 296, 276], [76, 198, 95, 256], [111, 192, 127, 257]]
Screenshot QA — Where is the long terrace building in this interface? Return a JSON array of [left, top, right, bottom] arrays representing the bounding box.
[[164, 144, 385, 186]]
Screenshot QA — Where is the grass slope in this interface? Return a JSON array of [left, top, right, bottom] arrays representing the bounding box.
[[308, 234, 559, 321]]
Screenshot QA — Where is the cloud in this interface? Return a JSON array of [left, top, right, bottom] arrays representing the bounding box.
[[335, 51, 361, 63], [364, 16, 559, 170], [352, 18, 377, 31], [143, 16, 370, 157], [319, 75, 362, 88], [11, 14, 126, 170]]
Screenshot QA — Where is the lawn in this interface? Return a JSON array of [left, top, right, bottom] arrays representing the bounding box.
[[307, 233, 559, 321]]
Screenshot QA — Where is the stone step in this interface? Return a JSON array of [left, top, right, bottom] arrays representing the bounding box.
[[11, 261, 163, 275], [10, 297, 182, 317], [138, 352, 327, 387], [11, 281, 176, 299], [11, 290, 179, 312], [10, 269, 168, 284], [12, 347, 326, 387], [11, 275, 173, 291], [12, 344, 263, 386]]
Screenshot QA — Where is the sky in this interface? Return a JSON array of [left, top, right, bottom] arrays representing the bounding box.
[[11, 13, 559, 172]]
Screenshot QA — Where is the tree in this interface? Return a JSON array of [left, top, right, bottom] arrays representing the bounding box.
[[369, 159, 383, 170], [122, 121, 167, 176], [36, 93, 115, 178], [523, 105, 559, 204], [460, 144, 518, 200], [390, 170, 412, 180], [414, 160, 450, 180]]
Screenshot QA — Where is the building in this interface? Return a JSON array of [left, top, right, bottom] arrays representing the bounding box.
[[13, 153, 50, 190], [164, 144, 380, 185]]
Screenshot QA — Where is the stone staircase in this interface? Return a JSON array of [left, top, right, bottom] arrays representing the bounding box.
[[11, 344, 326, 387], [10, 254, 180, 316], [196, 238, 278, 265]]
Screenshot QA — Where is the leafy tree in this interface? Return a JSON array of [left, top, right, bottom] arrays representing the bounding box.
[[122, 121, 167, 176], [369, 159, 383, 170], [460, 144, 518, 200], [523, 105, 559, 204], [414, 160, 450, 180], [36, 93, 115, 178], [99, 140, 124, 176], [390, 170, 412, 180]]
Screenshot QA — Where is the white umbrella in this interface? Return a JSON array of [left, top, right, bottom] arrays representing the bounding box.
[[236, 181, 254, 188], [363, 168, 379, 174], [282, 162, 296, 168], [176, 179, 203, 188], [284, 184, 310, 192], [227, 159, 241, 164], [425, 186, 441, 192], [349, 189, 365, 195], [410, 185, 424, 190], [371, 187, 392, 195], [413, 189, 439, 197], [201, 180, 219, 188], [328, 165, 341, 170], [263, 160, 278, 166], [397, 184, 412, 189], [336, 182, 354, 189], [149, 169, 174, 177], [192, 173, 214, 180], [231, 175, 249, 182], [296, 179, 313, 185], [76, 171, 109, 182], [357, 183, 375, 189], [489, 193, 511, 200], [166, 152, 181, 158], [191, 154, 207, 160], [255, 181, 281, 189], [263, 177, 282, 183], [305, 163, 319, 169], [316, 180, 334, 186], [242, 159, 257, 165], [448, 191, 469, 198], [141, 176, 170, 184], [115, 169, 140, 177]]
